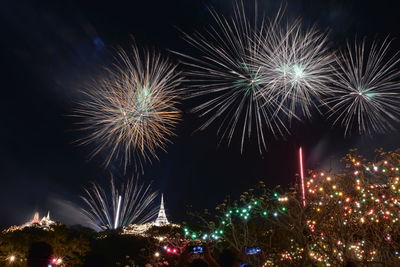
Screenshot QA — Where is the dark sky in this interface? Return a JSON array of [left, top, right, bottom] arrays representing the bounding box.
[[0, 0, 399, 229]]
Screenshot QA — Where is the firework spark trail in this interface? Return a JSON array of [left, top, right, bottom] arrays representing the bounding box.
[[75, 44, 182, 172], [326, 38, 400, 136], [176, 0, 289, 153], [254, 14, 335, 120], [81, 177, 159, 231], [299, 147, 306, 207]]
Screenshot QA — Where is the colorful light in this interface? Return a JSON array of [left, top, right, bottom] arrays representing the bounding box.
[[8, 255, 15, 262], [51, 258, 62, 265]]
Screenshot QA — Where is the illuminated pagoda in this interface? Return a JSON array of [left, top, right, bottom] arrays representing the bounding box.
[[154, 194, 169, 226], [123, 194, 179, 235], [3, 211, 56, 233]]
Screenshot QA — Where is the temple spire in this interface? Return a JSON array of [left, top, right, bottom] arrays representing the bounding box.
[[154, 194, 169, 226]]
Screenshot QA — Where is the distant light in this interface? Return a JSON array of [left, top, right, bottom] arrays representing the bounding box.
[[154, 252, 160, 257], [8, 255, 16, 262], [51, 258, 62, 265]]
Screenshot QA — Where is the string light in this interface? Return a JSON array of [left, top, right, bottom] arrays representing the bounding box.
[[183, 155, 400, 265]]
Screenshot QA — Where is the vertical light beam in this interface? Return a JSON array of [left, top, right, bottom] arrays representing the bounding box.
[[114, 195, 122, 229], [299, 147, 306, 207]]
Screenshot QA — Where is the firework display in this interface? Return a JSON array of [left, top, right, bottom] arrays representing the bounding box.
[[75, 44, 182, 171], [254, 16, 334, 120], [3, 1, 400, 267], [178, 1, 289, 153], [327, 38, 400, 136], [176, 0, 400, 156], [81, 177, 159, 231], [72, 1, 400, 169]]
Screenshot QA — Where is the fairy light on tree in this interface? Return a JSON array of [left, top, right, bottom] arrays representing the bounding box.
[[306, 148, 400, 265], [8, 255, 16, 263], [183, 149, 400, 266]]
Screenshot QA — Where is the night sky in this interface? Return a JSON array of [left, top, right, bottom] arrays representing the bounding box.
[[0, 0, 399, 229]]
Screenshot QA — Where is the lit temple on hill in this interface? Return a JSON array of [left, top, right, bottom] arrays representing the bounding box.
[[3, 212, 56, 233], [123, 194, 179, 235], [154, 194, 169, 226]]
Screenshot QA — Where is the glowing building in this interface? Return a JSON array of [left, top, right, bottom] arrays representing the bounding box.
[[123, 194, 179, 235], [3, 211, 56, 233]]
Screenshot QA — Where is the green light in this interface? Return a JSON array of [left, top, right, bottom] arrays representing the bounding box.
[[262, 211, 267, 216], [291, 64, 305, 81], [356, 87, 376, 99], [282, 207, 286, 211], [222, 221, 226, 225], [137, 86, 152, 111], [234, 63, 262, 95], [191, 234, 197, 239], [229, 210, 233, 214], [365, 92, 376, 98], [274, 193, 278, 198], [276, 64, 290, 74], [273, 212, 278, 217], [219, 230, 223, 234]]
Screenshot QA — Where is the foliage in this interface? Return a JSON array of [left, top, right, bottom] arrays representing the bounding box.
[[306, 148, 400, 266], [86, 230, 150, 267], [185, 149, 400, 266], [0, 224, 91, 266], [144, 224, 186, 266], [2, 149, 400, 266]]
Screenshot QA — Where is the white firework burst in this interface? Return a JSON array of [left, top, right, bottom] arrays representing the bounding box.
[[327, 38, 400, 136], [254, 16, 335, 120], [177, 1, 289, 153], [81, 177, 158, 231]]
